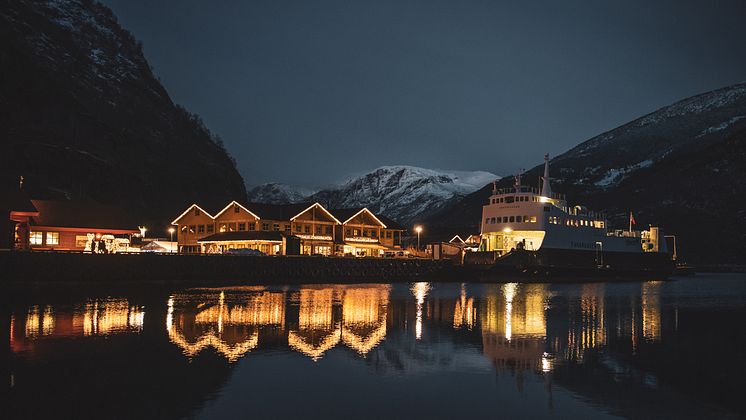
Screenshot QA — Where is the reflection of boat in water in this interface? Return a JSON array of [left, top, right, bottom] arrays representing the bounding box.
[[466, 155, 675, 278]]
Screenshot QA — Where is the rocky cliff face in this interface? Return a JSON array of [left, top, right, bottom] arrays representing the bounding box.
[[427, 83, 746, 263], [0, 0, 246, 229]]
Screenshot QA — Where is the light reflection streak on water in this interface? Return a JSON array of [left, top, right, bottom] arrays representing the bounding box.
[[503, 283, 517, 341], [410, 282, 430, 340]]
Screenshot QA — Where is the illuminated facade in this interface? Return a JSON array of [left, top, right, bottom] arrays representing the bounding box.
[[172, 201, 404, 256], [8, 199, 138, 252]]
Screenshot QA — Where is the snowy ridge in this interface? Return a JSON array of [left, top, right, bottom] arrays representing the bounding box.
[[247, 166, 500, 222]]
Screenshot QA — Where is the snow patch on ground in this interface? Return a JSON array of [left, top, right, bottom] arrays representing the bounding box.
[[595, 159, 653, 187], [697, 116, 745, 137]]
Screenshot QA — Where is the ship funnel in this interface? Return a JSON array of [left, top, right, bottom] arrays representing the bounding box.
[[541, 154, 553, 197]]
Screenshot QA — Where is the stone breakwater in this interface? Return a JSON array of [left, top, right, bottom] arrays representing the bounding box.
[[1, 251, 452, 284]]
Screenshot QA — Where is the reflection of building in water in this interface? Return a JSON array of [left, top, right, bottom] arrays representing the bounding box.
[[167, 290, 285, 362], [288, 285, 390, 360], [22, 299, 144, 339], [10, 299, 145, 353], [641, 281, 662, 342], [287, 288, 340, 360], [453, 284, 476, 330], [481, 283, 549, 373], [341, 286, 390, 355], [76, 300, 145, 336]]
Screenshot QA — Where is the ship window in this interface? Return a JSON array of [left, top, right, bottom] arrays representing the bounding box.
[[509, 216, 515, 222], [503, 216, 508, 223], [485, 218, 490, 224], [516, 216, 523, 222], [506, 196, 514, 203], [491, 217, 496, 224], [530, 216, 537, 223], [543, 206, 551, 212]]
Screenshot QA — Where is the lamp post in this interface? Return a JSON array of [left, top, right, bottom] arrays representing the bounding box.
[[414, 225, 423, 251], [168, 227, 175, 253]]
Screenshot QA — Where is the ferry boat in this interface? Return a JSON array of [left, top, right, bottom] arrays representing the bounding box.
[[467, 155, 675, 277]]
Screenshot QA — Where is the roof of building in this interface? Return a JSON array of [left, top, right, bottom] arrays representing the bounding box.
[[30, 199, 138, 231], [242, 202, 315, 221], [376, 215, 405, 231], [329, 207, 387, 227], [8, 191, 39, 214], [197, 231, 287, 242]]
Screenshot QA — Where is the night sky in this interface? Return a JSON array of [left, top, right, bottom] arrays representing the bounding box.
[[102, 0, 746, 187]]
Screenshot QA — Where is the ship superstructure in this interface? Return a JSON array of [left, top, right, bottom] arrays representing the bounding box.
[[475, 155, 671, 275]]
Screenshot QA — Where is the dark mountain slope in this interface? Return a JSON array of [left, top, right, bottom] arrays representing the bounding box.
[[426, 83, 746, 263], [0, 0, 246, 229]]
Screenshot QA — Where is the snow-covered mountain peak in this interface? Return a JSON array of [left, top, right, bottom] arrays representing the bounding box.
[[246, 166, 500, 222]]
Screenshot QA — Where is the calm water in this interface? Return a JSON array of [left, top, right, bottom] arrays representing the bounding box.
[[3, 274, 746, 419]]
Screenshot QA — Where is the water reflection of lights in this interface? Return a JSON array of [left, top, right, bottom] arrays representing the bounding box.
[[541, 352, 553, 373], [80, 300, 145, 336], [289, 285, 391, 360], [410, 282, 430, 340], [167, 290, 285, 362], [503, 283, 517, 341], [341, 286, 390, 356], [454, 284, 476, 330], [642, 281, 662, 342], [23, 300, 144, 338]]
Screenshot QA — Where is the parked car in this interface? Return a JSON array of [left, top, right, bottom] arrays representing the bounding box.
[[226, 248, 265, 256]]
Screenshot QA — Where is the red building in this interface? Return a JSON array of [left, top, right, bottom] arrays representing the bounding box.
[[6, 196, 138, 251]]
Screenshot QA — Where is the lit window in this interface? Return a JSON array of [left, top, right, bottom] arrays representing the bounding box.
[[353, 229, 359, 236], [30, 231, 43, 245], [530, 216, 537, 223], [46, 232, 59, 245]]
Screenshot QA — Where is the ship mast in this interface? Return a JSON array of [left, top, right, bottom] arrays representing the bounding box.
[[541, 154, 552, 197]]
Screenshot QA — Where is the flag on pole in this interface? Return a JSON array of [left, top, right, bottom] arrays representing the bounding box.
[[630, 211, 636, 225]]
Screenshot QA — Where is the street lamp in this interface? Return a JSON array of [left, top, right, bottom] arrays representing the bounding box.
[[414, 225, 423, 251], [168, 227, 175, 253]]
